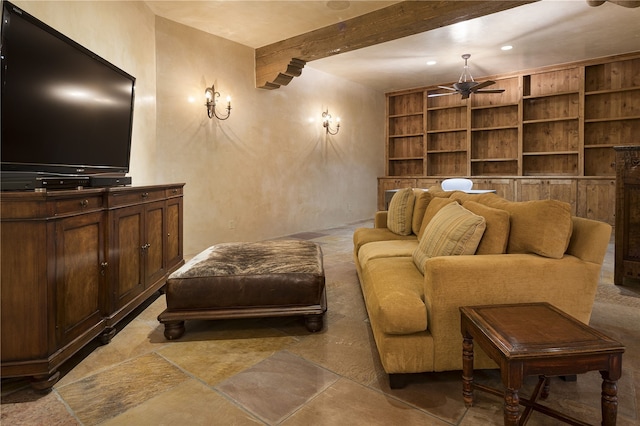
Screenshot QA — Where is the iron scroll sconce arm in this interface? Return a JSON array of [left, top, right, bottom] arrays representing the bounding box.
[[205, 84, 231, 120], [322, 109, 340, 135]]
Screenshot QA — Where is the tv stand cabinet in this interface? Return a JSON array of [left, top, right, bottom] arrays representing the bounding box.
[[0, 184, 184, 392]]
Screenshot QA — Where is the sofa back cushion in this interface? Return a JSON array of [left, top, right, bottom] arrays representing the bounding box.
[[462, 201, 511, 255], [476, 196, 573, 259], [387, 188, 416, 236], [411, 190, 434, 235], [417, 197, 458, 240], [412, 202, 486, 275]]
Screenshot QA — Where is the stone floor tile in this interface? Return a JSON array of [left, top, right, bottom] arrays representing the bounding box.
[[216, 351, 339, 424], [282, 377, 450, 425], [101, 379, 263, 426], [56, 353, 189, 424]]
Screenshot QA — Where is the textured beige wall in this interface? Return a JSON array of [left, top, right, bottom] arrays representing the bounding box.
[[9, 2, 385, 256], [13, 1, 158, 184], [155, 18, 385, 255]]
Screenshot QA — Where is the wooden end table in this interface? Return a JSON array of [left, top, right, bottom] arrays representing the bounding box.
[[460, 303, 625, 426]]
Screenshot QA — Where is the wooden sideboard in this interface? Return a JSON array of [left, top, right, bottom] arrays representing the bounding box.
[[0, 183, 185, 391], [615, 146, 640, 285], [378, 176, 616, 225]]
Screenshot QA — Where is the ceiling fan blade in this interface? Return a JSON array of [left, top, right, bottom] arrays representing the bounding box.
[[427, 92, 458, 97], [437, 86, 457, 91], [470, 80, 496, 91], [475, 89, 506, 94]]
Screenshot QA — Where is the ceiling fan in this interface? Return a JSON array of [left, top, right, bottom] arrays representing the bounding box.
[[428, 54, 505, 99]]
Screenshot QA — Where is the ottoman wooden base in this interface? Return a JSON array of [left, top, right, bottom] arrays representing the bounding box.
[[158, 240, 326, 339]]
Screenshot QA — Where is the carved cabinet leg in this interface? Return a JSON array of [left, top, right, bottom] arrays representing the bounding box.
[[30, 371, 61, 394], [98, 326, 116, 345]]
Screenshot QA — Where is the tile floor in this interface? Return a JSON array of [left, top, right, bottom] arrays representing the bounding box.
[[1, 220, 639, 425]]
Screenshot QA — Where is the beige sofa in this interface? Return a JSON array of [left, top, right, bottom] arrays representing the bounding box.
[[353, 188, 612, 388]]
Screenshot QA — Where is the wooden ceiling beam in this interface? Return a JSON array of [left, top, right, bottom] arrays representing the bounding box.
[[255, 0, 537, 89]]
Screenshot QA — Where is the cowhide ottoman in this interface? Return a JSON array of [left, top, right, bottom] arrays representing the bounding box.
[[158, 240, 326, 339]]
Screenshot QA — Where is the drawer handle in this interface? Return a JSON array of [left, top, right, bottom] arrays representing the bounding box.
[[141, 192, 149, 198], [172, 189, 178, 194], [141, 243, 151, 250], [80, 199, 89, 208], [100, 262, 108, 276]]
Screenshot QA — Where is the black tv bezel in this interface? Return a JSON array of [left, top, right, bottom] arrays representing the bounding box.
[[0, 1, 136, 177]]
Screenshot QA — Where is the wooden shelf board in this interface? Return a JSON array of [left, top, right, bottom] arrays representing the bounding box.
[[523, 151, 579, 156], [471, 103, 519, 110], [427, 149, 467, 154], [523, 91, 579, 100], [585, 116, 640, 123], [523, 117, 579, 124], [471, 158, 518, 162], [389, 112, 424, 118], [585, 86, 640, 96], [471, 125, 519, 131], [426, 128, 467, 134], [389, 157, 423, 161], [389, 133, 424, 138]]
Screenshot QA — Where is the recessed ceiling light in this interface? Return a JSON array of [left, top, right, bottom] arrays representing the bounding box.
[[501, 45, 513, 51], [426, 60, 437, 66]]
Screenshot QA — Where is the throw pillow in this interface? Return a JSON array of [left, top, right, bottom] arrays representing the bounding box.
[[412, 203, 486, 275], [387, 187, 416, 236], [475, 197, 572, 259], [462, 201, 511, 255], [411, 190, 434, 235], [417, 197, 457, 240]]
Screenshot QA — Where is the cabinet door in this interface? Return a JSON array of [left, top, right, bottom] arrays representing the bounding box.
[[111, 205, 145, 310], [144, 201, 166, 288], [55, 211, 106, 347], [473, 178, 515, 200], [377, 178, 416, 210], [577, 179, 616, 225], [516, 179, 577, 215], [166, 197, 183, 271]]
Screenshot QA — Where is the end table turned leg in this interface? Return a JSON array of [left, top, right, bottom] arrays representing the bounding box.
[[462, 335, 474, 407], [600, 371, 618, 426], [504, 388, 520, 426]]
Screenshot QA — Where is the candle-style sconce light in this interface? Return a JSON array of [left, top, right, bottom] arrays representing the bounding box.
[[322, 109, 340, 135], [204, 83, 231, 120]]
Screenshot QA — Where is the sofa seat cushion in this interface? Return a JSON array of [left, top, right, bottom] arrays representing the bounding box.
[[353, 227, 417, 254], [358, 240, 419, 267], [387, 187, 415, 236], [413, 203, 486, 275], [362, 257, 427, 335]]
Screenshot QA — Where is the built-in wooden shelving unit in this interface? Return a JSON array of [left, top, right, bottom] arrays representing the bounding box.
[[380, 52, 640, 224]]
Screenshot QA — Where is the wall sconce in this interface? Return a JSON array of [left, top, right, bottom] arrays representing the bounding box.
[[204, 84, 231, 120], [322, 109, 341, 135]]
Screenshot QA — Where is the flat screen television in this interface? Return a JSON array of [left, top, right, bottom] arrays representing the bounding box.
[[1, 1, 135, 182]]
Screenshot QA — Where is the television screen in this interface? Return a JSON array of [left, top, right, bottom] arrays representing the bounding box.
[[1, 1, 135, 176]]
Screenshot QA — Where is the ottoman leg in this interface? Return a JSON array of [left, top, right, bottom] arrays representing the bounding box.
[[163, 321, 185, 340], [305, 314, 324, 332]]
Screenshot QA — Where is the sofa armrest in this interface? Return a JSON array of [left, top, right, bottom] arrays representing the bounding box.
[[375, 211, 388, 228], [422, 254, 601, 371]]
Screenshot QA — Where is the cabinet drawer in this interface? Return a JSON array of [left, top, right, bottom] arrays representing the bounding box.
[[108, 189, 165, 207], [54, 196, 104, 216], [165, 186, 183, 197]]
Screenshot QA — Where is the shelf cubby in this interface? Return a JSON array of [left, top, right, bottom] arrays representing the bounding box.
[[523, 153, 578, 176], [427, 151, 467, 176], [389, 136, 424, 159]]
